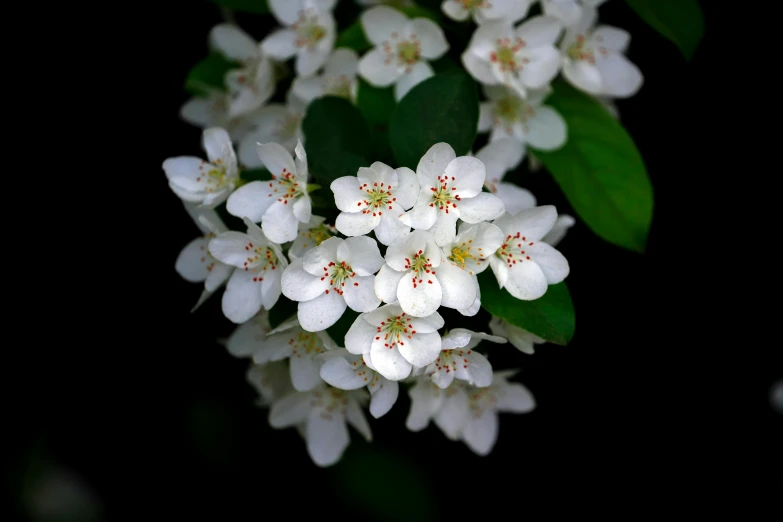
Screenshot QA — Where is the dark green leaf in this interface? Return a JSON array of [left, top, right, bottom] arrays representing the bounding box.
[[335, 22, 372, 53], [389, 70, 479, 169], [208, 0, 269, 13], [326, 310, 359, 347], [478, 272, 575, 345], [240, 168, 271, 183], [357, 78, 396, 125], [398, 5, 440, 21], [532, 80, 653, 253], [184, 53, 238, 96], [625, 0, 704, 60], [306, 149, 367, 194], [431, 54, 461, 74]]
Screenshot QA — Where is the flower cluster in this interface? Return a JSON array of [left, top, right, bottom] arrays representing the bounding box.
[[166, 0, 643, 467]]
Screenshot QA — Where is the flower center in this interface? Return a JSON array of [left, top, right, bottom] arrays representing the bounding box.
[[496, 231, 535, 268], [566, 35, 595, 63], [196, 160, 229, 193], [468, 387, 498, 416], [358, 181, 396, 216], [456, 0, 487, 10], [432, 347, 474, 374], [375, 312, 417, 350], [429, 174, 461, 213], [295, 15, 326, 48], [382, 34, 421, 71], [306, 223, 335, 246], [242, 241, 279, 282], [198, 233, 220, 272], [403, 250, 436, 288], [397, 40, 420, 64], [290, 331, 326, 358], [310, 388, 349, 420], [490, 38, 527, 72], [448, 243, 476, 270], [495, 96, 528, 123], [280, 113, 301, 139], [324, 76, 352, 98], [320, 260, 356, 295], [267, 166, 305, 204]]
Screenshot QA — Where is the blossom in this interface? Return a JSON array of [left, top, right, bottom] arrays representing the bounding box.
[[357, 5, 449, 101], [227, 141, 312, 244], [162, 127, 239, 208], [345, 303, 444, 380], [208, 217, 288, 323], [175, 204, 232, 310], [540, 0, 608, 27], [330, 161, 418, 246], [441, 0, 530, 25], [209, 24, 275, 117], [263, 0, 337, 77], [246, 360, 292, 405], [438, 221, 505, 314], [474, 138, 536, 215], [238, 89, 306, 166], [292, 48, 359, 103], [488, 206, 570, 300], [252, 316, 338, 391], [462, 16, 562, 98], [400, 142, 505, 246], [320, 349, 399, 418], [544, 214, 576, 247], [180, 89, 259, 143], [269, 384, 371, 467], [289, 215, 337, 260], [561, 7, 643, 98], [488, 316, 545, 354], [281, 236, 385, 332], [424, 328, 504, 388], [478, 85, 567, 151], [224, 310, 271, 358]]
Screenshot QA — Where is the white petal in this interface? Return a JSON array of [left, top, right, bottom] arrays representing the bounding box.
[[222, 269, 263, 323], [297, 47, 331, 77], [163, 156, 203, 184], [507, 205, 558, 241], [440, 329, 473, 350], [338, 236, 384, 275], [209, 24, 259, 62], [495, 183, 536, 215], [202, 127, 234, 166], [331, 176, 368, 212], [396, 270, 442, 317], [476, 138, 524, 178], [519, 46, 561, 89], [393, 167, 419, 209], [399, 200, 437, 231], [397, 331, 441, 368], [290, 353, 323, 391], [180, 97, 214, 128], [425, 210, 459, 246], [303, 237, 342, 275], [462, 50, 496, 85], [306, 409, 349, 467], [394, 60, 433, 101], [345, 399, 373, 442], [370, 343, 413, 380], [262, 200, 298, 244], [293, 195, 312, 223], [175, 237, 211, 282], [269, 0, 303, 25], [226, 314, 269, 358], [528, 242, 569, 284], [542, 214, 575, 247], [597, 53, 643, 98], [320, 356, 368, 390], [430, 364, 455, 389], [407, 19, 448, 59], [358, 48, 400, 87], [282, 258, 330, 301], [406, 379, 442, 431], [543, 0, 582, 26], [433, 389, 469, 439], [237, 105, 290, 167], [527, 105, 567, 150], [437, 262, 477, 311], [369, 377, 398, 418], [373, 264, 405, 303], [375, 212, 411, 246], [593, 26, 630, 53], [208, 232, 253, 267], [345, 315, 377, 355], [459, 294, 481, 317], [260, 269, 283, 310], [226, 181, 274, 222], [497, 382, 536, 412], [298, 290, 348, 332], [458, 192, 506, 223], [344, 275, 381, 312], [361, 5, 408, 46], [325, 47, 359, 77], [292, 75, 324, 103], [446, 156, 486, 198], [563, 60, 602, 95], [505, 260, 549, 300], [442, 0, 469, 21], [478, 102, 494, 132], [261, 29, 298, 60], [416, 142, 456, 187], [461, 410, 498, 456], [335, 211, 380, 237], [516, 15, 562, 47], [455, 350, 493, 387], [269, 392, 311, 427], [258, 142, 296, 177]]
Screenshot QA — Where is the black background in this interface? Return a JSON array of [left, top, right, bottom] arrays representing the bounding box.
[[12, 1, 780, 519]]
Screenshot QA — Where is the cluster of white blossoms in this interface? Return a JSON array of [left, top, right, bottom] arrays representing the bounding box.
[[165, 0, 642, 467]]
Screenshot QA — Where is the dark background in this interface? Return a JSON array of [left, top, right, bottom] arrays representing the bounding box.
[[11, 1, 780, 519]]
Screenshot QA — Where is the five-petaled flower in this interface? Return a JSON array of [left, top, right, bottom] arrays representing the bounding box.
[[441, 0, 530, 25], [423, 328, 504, 388], [292, 48, 360, 103]]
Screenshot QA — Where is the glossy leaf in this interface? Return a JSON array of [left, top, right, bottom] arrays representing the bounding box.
[[625, 0, 704, 60]]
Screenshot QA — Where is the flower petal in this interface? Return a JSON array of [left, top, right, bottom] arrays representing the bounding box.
[[325, 47, 359, 77], [593, 26, 630, 53], [393, 167, 419, 209], [345, 314, 378, 355], [397, 331, 441, 368], [369, 376, 398, 418], [222, 269, 263, 323], [202, 127, 234, 165], [343, 275, 381, 312], [461, 409, 498, 456], [398, 198, 437, 231], [458, 192, 506, 223], [290, 352, 323, 392], [407, 18, 448, 59], [455, 350, 493, 387], [361, 5, 408, 46], [175, 237, 211, 283], [437, 262, 477, 311], [442, 0, 469, 22], [506, 205, 558, 241], [397, 269, 442, 317], [208, 231, 252, 267], [528, 242, 569, 284], [262, 200, 299, 244], [261, 29, 298, 60], [505, 259, 548, 300], [298, 289, 348, 332], [406, 379, 442, 431], [306, 408, 349, 467], [226, 313, 269, 358], [293, 195, 312, 223], [358, 47, 401, 87], [282, 258, 331, 301], [345, 398, 373, 442], [425, 210, 459, 246], [375, 213, 410, 246], [563, 60, 602, 95], [373, 264, 405, 303], [542, 214, 575, 247], [497, 382, 536, 412], [331, 176, 367, 212], [433, 388, 469, 439], [416, 142, 456, 188], [527, 105, 567, 150], [209, 24, 259, 62], [320, 356, 368, 390], [335, 211, 380, 237], [297, 47, 331, 77], [462, 49, 496, 84], [394, 60, 433, 101], [516, 15, 562, 47], [597, 52, 643, 98], [226, 181, 274, 222], [338, 236, 384, 275], [258, 142, 296, 177], [519, 45, 561, 89], [370, 343, 413, 381], [269, 392, 311, 427]]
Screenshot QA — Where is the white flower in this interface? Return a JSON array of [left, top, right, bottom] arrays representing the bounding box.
[[474, 138, 537, 215], [320, 349, 399, 418], [281, 236, 385, 332], [442, 0, 531, 25], [400, 142, 505, 246], [357, 5, 449, 101], [544, 214, 576, 247], [462, 16, 562, 98], [561, 7, 643, 98], [180, 89, 260, 143], [227, 140, 312, 244], [269, 384, 371, 467], [331, 161, 419, 246], [208, 217, 288, 323], [345, 303, 444, 380], [478, 85, 567, 151], [438, 221, 505, 315], [489, 206, 570, 300], [252, 316, 337, 391], [488, 316, 545, 354], [247, 360, 292, 405], [162, 127, 239, 208], [209, 24, 275, 117], [424, 328, 505, 388], [238, 89, 306, 166], [175, 203, 233, 310], [224, 310, 271, 358], [292, 48, 359, 103], [289, 215, 338, 260], [540, 0, 608, 27], [263, 0, 337, 77]]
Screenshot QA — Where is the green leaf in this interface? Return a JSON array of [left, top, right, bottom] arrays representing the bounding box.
[[208, 0, 269, 13], [302, 96, 372, 187], [625, 0, 704, 60], [357, 78, 396, 125], [240, 168, 271, 183], [532, 81, 653, 253], [184, 53, 238, 96], [398, 5, 440, 21], [335, 22, 372, 53], [389, 70, 479, 169], [477, 272, 575, 346]]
